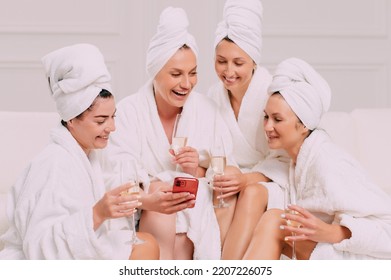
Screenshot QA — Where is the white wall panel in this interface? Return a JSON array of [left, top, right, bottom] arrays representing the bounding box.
[[0, 60, 119, 112], [0, 0, 390, 112], [317, 64, 388, 112], [263, 0, 387, 37], [0, 0, 120, 34], [0, 61, 54, 111]]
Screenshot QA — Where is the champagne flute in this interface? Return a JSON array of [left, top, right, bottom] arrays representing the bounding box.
[[210, 145, 229, 208], [171, 113, 188, 171], [119, 159, 145, 245], [284, 185, 300, 260]]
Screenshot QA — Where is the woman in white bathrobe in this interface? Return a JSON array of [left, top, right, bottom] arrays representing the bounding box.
[[107, 7, 234, 260], [243, 57, 391, 260], [207, 0, 289, 259], [0, 44, 158, 260]]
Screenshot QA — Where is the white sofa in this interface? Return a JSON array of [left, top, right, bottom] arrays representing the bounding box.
[[1, 109, 391, 251]]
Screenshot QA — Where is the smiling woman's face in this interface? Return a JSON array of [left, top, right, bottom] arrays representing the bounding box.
[[214, 39, 255, 95], [153, 47, 197, 111], [263, 93, 308, 160], [67, 96, 116, 155]]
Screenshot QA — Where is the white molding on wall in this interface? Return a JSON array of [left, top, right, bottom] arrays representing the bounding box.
[[0, 59, 120, 112]]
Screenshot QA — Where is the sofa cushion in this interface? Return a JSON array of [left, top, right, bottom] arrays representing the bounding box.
[[0, 193, 8, 234], [0, 193, 8, 250], [351, 108, 391, 197]]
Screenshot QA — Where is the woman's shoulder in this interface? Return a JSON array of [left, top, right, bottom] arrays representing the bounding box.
[[116, 92, 139, 109], [28, 144, 74, 172], [190, 90, 220, 110], [206, 81, 224, 96], [307, 130, 362, 174], [12, 144, 74, 197]]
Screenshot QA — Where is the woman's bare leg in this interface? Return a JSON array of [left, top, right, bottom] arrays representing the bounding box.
[[243, 209, 286, 259], [138, 182, 177, 259], [221, 183, 267, 259], [214, 194, 237, 246], [139, 211, 176, 259], [243, 209, 318, 260], [129, 232, 160, 260], [173, 233, 194, 260], [213, 165, 240, 246]]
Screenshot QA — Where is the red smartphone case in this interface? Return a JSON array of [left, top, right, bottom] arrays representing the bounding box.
[[172, 177, 199, 198]]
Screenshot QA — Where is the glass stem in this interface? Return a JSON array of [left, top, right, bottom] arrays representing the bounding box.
[[132, 214, 137, 242], [219, 191, 224, 205], [291, 232, 297, 260]]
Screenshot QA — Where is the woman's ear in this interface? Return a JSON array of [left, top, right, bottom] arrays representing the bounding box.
[[300, 123, 309, 134], [66, 119, 75, 129]]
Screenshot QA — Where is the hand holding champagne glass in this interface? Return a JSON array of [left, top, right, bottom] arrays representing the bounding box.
[[284, 185, 301, 260], [210, 145, 229, 208], [119, 159, 145, 245], [171, 114, 188, 170]]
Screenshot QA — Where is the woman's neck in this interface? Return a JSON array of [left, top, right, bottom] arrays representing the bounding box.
[[288, 131, 311, 165], [154, 92, 182, 143], [228, 89, 245, 120], [227, 79, 251, 119]]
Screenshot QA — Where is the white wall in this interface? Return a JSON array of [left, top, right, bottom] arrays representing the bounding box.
[[1, 0, 390, 113]]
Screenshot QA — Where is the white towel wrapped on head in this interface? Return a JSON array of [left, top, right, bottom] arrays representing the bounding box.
[[41, 43, 112, 122], [146, 7, 198, 79], [267, 57, 331, 130], [214, 0, 263, 65]]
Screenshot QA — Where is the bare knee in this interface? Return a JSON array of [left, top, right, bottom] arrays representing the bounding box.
[[224, 165, 241, 175], [174, 233, 194, 260], [252, 209, 284, 237], [237, 184, 267, 211], [130, 232, 160, 260], [240, 183, 267, 200]]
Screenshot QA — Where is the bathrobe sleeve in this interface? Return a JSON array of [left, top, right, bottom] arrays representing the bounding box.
[[310, 148, 391, 259], [329, 170, 391, 259], [252, 149, 290, 186]]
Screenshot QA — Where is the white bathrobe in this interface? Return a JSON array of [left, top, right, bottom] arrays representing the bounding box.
[[291, 129, 391, 259], [108, 80, 234, 259], [207, 67, 289, 209], [0, 124, 131, 260]]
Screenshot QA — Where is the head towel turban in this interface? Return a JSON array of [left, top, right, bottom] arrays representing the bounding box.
[[268, 57, 332, 130], [214, 0, 263, 65], [42, 43, 112, 122], [146, 7, 198, 79]]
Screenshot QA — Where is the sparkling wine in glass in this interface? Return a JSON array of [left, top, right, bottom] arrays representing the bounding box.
[[171, 136, 188, 155], [171, 114, 188, 171], [284, 185, 300, 260], [210, 147, 229, 208], [119, 159, 145, 245]]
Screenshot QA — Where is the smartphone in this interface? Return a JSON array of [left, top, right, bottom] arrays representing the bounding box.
[[172, 177, 199, 199]]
